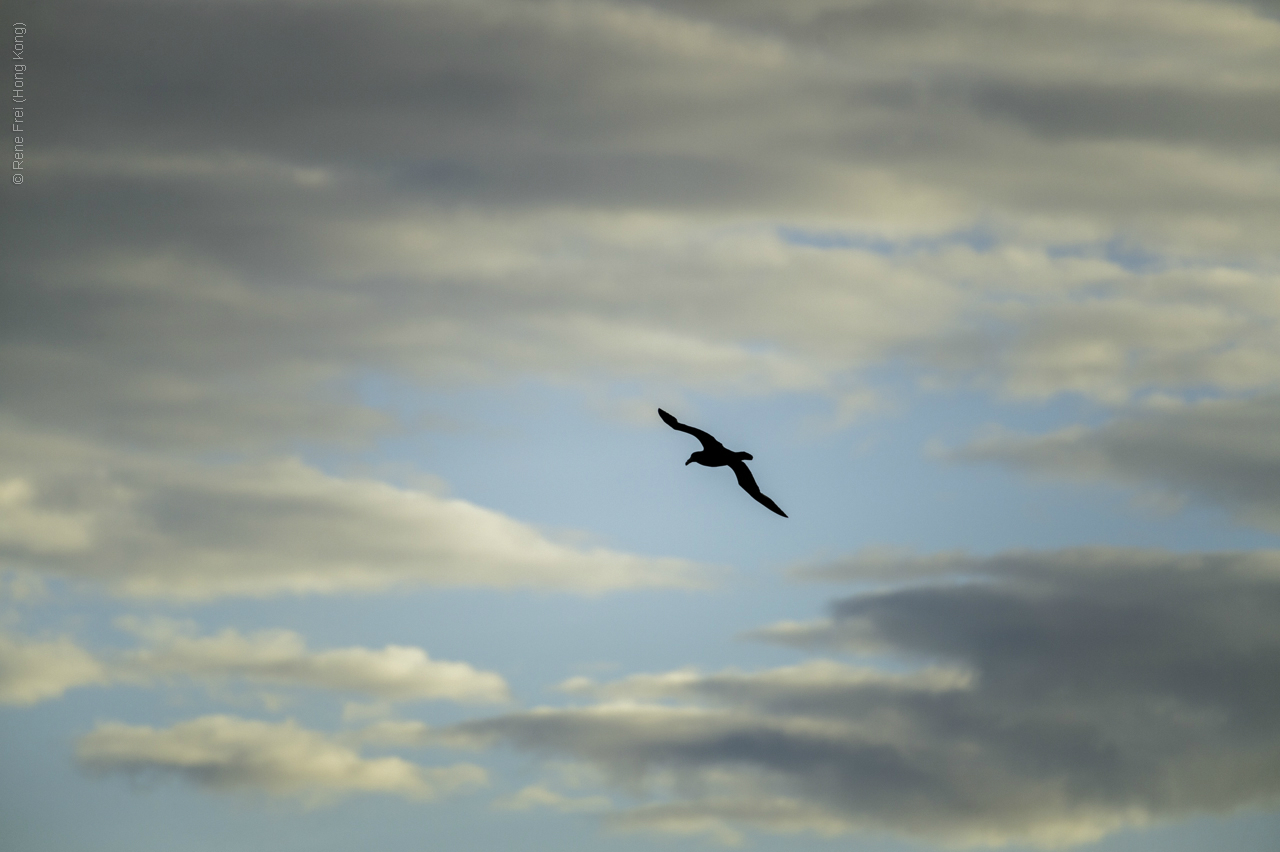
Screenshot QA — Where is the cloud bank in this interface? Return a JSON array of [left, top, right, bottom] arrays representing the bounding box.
[[5, 0, 1279, 466], [453, 547, 1280, 846]]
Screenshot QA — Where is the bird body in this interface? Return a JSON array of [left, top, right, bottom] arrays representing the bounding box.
[[685, 448, 752, 468], [658, 409, 787, 517]]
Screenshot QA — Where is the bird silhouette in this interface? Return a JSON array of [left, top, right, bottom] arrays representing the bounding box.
[[659, 408, 787, 517]]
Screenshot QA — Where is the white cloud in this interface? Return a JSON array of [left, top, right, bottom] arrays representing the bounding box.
[[0, 477, 94, 554], [0, 631, 108, 705], [493, 784, 612, 814], [608, 796, 858, 847], [0, 618, 510, 707], [343, 719, 437, 748], [118, 620, 511, 704], [76, 715, 487, 803], [0, 436, 704, 599]]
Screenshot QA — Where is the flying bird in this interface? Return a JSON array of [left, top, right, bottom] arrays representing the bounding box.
[[658, 408, 787, 517]]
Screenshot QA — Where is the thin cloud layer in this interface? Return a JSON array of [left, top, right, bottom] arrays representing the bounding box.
[[0, 436, 702, 599], [76, 715, 487, 803], [454, 547, 1280, 846], [494, 783, 613, 814], [921, 264, 1280, 403], [949, 395, 1280, 528], [118, 620, 511, 704], [0, 621, 510, 706]]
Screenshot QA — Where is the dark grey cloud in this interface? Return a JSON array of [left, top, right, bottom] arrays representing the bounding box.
[[454, 547, 1280, 845], [21, 0, 1280, 220], [5, 0, 1279, 460], [951, 396, 1280, 528], [31, 0, 822, 208], [967, 81, 1280, 148], [1222, 0, 1280, 21]]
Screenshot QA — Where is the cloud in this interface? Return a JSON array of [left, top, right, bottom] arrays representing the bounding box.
[[452, 547, 1280, 846], [117, 619, 511, 703], [7, 8, 1280, 845], [4, 0, 955, 458], [920, 267, 1280, 403], [0, 477, 95, 555], [342, 719, 437, 748], [0, 631, 108, 705], [5, 0, 1280, 465], [2, 203, 958, 452], [76, 715, 487, 803], [0, 436, 703, 599], [608, 797, 855, 847], [0, 619, 512, 706], [493, 784, 612, 814], [28, 0, 1280, 232], [558, 658, 972, 703], [948, 395, 1280, 526]]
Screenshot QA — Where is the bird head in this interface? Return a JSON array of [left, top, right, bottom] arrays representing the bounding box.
[[685, 452, 699, 465]]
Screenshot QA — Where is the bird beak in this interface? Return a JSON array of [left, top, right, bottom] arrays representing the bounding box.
[[685, 458, 693, 465]]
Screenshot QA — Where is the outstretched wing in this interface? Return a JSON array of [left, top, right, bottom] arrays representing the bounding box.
[[728, 459, 788, 517], [658, 408, 721, 451]]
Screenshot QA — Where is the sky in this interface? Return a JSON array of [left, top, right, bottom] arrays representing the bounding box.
[[3, 1, 1280, 850]]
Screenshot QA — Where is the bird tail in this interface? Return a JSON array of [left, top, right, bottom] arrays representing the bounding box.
[[736, 451, 753, 460]]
